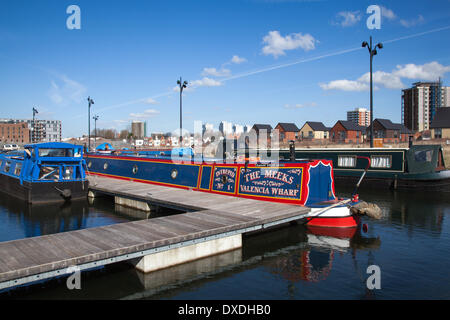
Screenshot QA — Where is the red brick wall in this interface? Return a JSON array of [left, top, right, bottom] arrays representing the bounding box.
[[275, 125, 298, 143], [0, 122, 30, 144], [329, 122, 363, 143]]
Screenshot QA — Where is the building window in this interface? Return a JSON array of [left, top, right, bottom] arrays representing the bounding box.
[[434, 128, 442, 139], [338, 155, 356, 167], [371, 155, 392, 168]]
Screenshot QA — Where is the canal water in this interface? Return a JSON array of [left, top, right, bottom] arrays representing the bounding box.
[[0, 187, 449, 300]]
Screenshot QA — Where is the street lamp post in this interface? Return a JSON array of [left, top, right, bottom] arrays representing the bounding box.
[[87, 96, 94, 152], [362, 36, 383, 148], [93, 115, 99, 150], [177, 77, 188, 145]]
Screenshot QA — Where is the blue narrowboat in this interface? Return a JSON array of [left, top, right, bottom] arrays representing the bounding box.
[[0, 142, 88, 204]]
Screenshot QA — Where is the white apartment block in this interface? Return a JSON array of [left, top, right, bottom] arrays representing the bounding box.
[[347, 108, 371, 127], [402, 81, 450, 132]]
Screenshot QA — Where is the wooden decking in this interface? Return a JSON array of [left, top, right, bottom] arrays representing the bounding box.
[[0, 176, 310, 290]]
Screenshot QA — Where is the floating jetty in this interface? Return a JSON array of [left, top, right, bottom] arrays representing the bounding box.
[[0, 176, 311, 291]]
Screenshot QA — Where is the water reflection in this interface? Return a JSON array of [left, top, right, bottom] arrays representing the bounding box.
[[1, 186, 449, 299], [0, 194, 132, 242], [337, 186, 448, 234], [264, 226, 381, 284]]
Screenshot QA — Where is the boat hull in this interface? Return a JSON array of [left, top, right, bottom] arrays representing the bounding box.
[[305, 205, 360, 228], [0, 173, 88, 204]]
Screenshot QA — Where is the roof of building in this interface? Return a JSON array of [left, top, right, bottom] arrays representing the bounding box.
[[303, 121, 329, 131], [252, 124, 273, 132], [430, 107, 450, 129], [334, 120, 366, 132], [373, 118, 412, 134], [276, 122, 299, 132]]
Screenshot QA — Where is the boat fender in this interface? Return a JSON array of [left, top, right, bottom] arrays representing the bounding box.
[[350, 201, 382, 220]]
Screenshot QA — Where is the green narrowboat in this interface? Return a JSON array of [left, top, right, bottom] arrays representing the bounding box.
[[273, 144, 449, 192]]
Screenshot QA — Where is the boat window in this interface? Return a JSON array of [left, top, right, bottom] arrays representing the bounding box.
[[132, 165, 138, 174], [38, 148, 73, 157], [414, 150, 433, 162], [63, 166, 74, 180], [371, 155, 392, 168], [337, 156, 356, 167], [39, 166, 60, 180], [14, 162, 22, 176], [4, 161, 11, 173]]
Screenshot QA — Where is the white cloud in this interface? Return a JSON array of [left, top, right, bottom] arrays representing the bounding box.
[[231, 55, 247, 64], [47, 74, 86, 105], [380, 6, 396, 20], [190, 77, 223, 87], [202, 67, 231, 77], [143, 98, 158, 105], [320, 61, 450, 93], [334, 11, 361, 27], [400, 15, 425, 27], [284, 102, 317, 109], [262, 30, 317, 58], [320, 80, 369, 92], [358, 71, 405, 89], [393, 61, 450, 80], [129, 109, 160, 119]]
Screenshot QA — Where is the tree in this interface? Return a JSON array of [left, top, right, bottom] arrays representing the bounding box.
[[119, 129, 129, 140]]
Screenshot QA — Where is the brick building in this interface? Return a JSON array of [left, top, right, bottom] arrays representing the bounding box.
[[430, 107, 450, 139], [275, 123, 299, 143], [368, 119, 413, 143], [299, 121, 329, 140], [0, 122, 30, 144], [329, 120, 365, 144]]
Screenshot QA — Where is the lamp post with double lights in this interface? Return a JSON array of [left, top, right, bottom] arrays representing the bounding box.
[[362, 36, 383, 148], [177, 77, 188, 145]]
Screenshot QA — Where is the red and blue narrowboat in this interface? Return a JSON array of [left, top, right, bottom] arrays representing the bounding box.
[[85, 148, 366, 228]]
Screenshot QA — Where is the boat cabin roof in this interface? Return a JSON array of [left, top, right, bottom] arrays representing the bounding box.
[[24, 142, 81, 149]]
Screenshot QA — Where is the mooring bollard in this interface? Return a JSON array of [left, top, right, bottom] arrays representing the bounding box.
[[289, 140, 295, 162]]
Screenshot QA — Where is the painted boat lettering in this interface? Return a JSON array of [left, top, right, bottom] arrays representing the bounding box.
[[238, 167, 303, 200], [212, 167, 237, 193]]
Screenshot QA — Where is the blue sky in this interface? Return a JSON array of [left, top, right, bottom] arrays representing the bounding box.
[[1, 0, 450, 138]]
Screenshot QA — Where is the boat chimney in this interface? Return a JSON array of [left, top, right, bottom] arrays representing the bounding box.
[[289, 140, 295, 162]]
